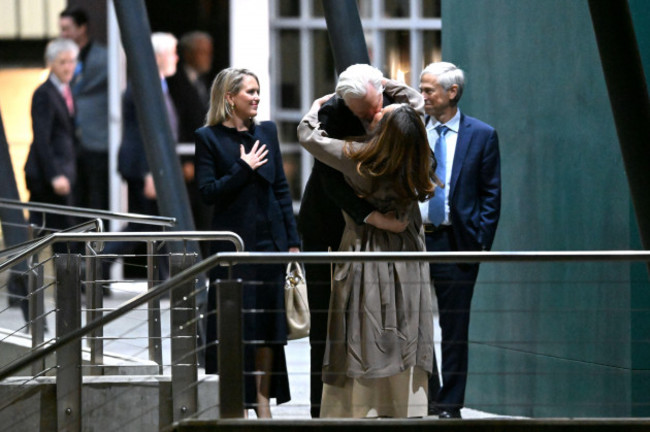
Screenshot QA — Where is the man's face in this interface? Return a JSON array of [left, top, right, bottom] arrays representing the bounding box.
[[50, 50, 77, 84], [157, 45, 179, 78], [344, 82, 383, 122], [59, 17, 85, 45], [419, 73, 457, 120], [188, 38, 213, 74]]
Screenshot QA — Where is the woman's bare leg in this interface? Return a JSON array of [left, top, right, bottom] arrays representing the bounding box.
[[254, 346, 273, 418]]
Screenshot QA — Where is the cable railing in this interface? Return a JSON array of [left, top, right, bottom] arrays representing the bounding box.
[[1, 245, 650, 430], [0, 197, 177, 227], [0, 230, 243, 431]]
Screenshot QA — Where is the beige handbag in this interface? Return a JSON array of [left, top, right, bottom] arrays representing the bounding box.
[[284, 262, 310, 340]]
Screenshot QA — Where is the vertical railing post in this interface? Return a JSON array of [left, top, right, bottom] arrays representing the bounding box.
[[147, 241, 163, 373], [55, 253, 82, 432], [85, 244, 104, 374], [169, 252, 198, 423], [217, 279, 244, 418], [28, 252, 45, 376]]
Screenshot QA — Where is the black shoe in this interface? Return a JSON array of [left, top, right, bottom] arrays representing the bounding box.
[[428, 405, 441, 416], [438, 409, 461, 419]]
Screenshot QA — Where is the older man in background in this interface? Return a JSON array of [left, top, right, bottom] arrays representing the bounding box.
[[24, 38, 79, 253]]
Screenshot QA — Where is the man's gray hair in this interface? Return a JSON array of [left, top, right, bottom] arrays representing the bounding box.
[[335, 64, 384, 101], [45, 38, 79, 64], [421, 61, 465, 103], [151, 32, 177, 55]]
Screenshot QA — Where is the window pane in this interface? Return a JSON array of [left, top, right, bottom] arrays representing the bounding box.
[[278, 122, 301, 202], [384, 0, 409, 18], [313, 30, 336, 98], [279, 121, 300, 144], [312, 0, 324, 17], [357, 0, 372, 19], [384, 30, 411, 83], [278, 0, 300, 17], [316, 1, 370, 18], [422, 0, 441, 17], [423, 30, 442, 66], [279, 30, 301, 109]]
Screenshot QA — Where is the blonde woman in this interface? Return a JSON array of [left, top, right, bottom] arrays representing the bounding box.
[[195, 68, 300, 418]]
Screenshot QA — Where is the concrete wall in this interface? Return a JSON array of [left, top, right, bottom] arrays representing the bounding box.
[[441, 0, 650, 417], [0, 375, 219, 431]]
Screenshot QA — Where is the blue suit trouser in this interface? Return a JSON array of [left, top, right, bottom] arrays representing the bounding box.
[[426, 227, 479, 412]]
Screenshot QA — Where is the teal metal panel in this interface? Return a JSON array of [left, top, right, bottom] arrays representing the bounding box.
[[467, 344, 631, 417], [442, 0, 650, 416]]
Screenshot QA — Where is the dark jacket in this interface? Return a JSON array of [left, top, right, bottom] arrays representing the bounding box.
[[167, 65, 209, 144], [195, 121, 300, 253], [297, 94, 395, 250], [117, 85, 148, 182], [24, 78, 76, 194], [444, 113, 501, 251], [71, 41, 109, 153]]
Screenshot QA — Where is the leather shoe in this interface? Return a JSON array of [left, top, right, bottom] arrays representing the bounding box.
[[438, 409, 461, 419], [428, 406, 441, 416]]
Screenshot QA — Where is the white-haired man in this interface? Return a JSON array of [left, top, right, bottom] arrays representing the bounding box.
[[298, 63, 425, 417], [25, 38, 79, 251], [102, 33, 179, 281], [419, 62, 501, 419]]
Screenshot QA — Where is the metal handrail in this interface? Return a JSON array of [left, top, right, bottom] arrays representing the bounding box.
[[0, 218, 105, 264], [0, 197, 176, 227], [0, 230, 244, 275], [0, 231, 243, 379], [1, 247, 649, 381], [0, 220, 103, 273], [0, 231, 244, 273], [215, 250, 650, 264]]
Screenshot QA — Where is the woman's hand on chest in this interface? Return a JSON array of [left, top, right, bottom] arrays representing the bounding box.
[[240, 140, 269, 170]]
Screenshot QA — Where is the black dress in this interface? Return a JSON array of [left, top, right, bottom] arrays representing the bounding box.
[[195, 121, 300, 407]]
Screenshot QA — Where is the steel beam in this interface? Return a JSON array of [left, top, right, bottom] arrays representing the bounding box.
[[321, 0, 370, 74], [111, 0, 200, 260], [588, 0, 650, 263]]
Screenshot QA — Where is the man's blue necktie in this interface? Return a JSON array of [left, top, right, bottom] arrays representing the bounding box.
[[428, 125, 449, 226]]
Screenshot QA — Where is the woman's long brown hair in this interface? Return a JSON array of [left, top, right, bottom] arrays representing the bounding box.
[[343, 104, 440, 206]]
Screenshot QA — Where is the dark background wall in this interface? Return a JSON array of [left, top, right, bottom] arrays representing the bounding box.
[[441, 0, 649, 417]]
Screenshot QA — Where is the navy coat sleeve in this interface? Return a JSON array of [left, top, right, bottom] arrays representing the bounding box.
[[316, 99, 375, 225]]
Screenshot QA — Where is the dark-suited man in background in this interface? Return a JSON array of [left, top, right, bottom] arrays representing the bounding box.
[[419, 62, 501, 419], [59, 7, 109, 215], [298, 63, 418, 417], [167, 31, 214, 255], [102, 33, 179, 281], [24, 38, 79, 253]]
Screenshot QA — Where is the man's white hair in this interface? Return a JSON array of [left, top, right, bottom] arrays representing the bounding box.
[[151, 32, 177, 55], [335, 64, 384, 101], [45, 38, 79, 64], [421, 61, 465, 103]]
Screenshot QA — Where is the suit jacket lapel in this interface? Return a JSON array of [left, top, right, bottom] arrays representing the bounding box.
[[45, 80, 69, 116], [45, 79, 76, 134], [449, 113, 472, 200]]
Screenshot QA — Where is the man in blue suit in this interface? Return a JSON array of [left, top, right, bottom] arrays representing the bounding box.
[[419, 62, 501, 419]]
